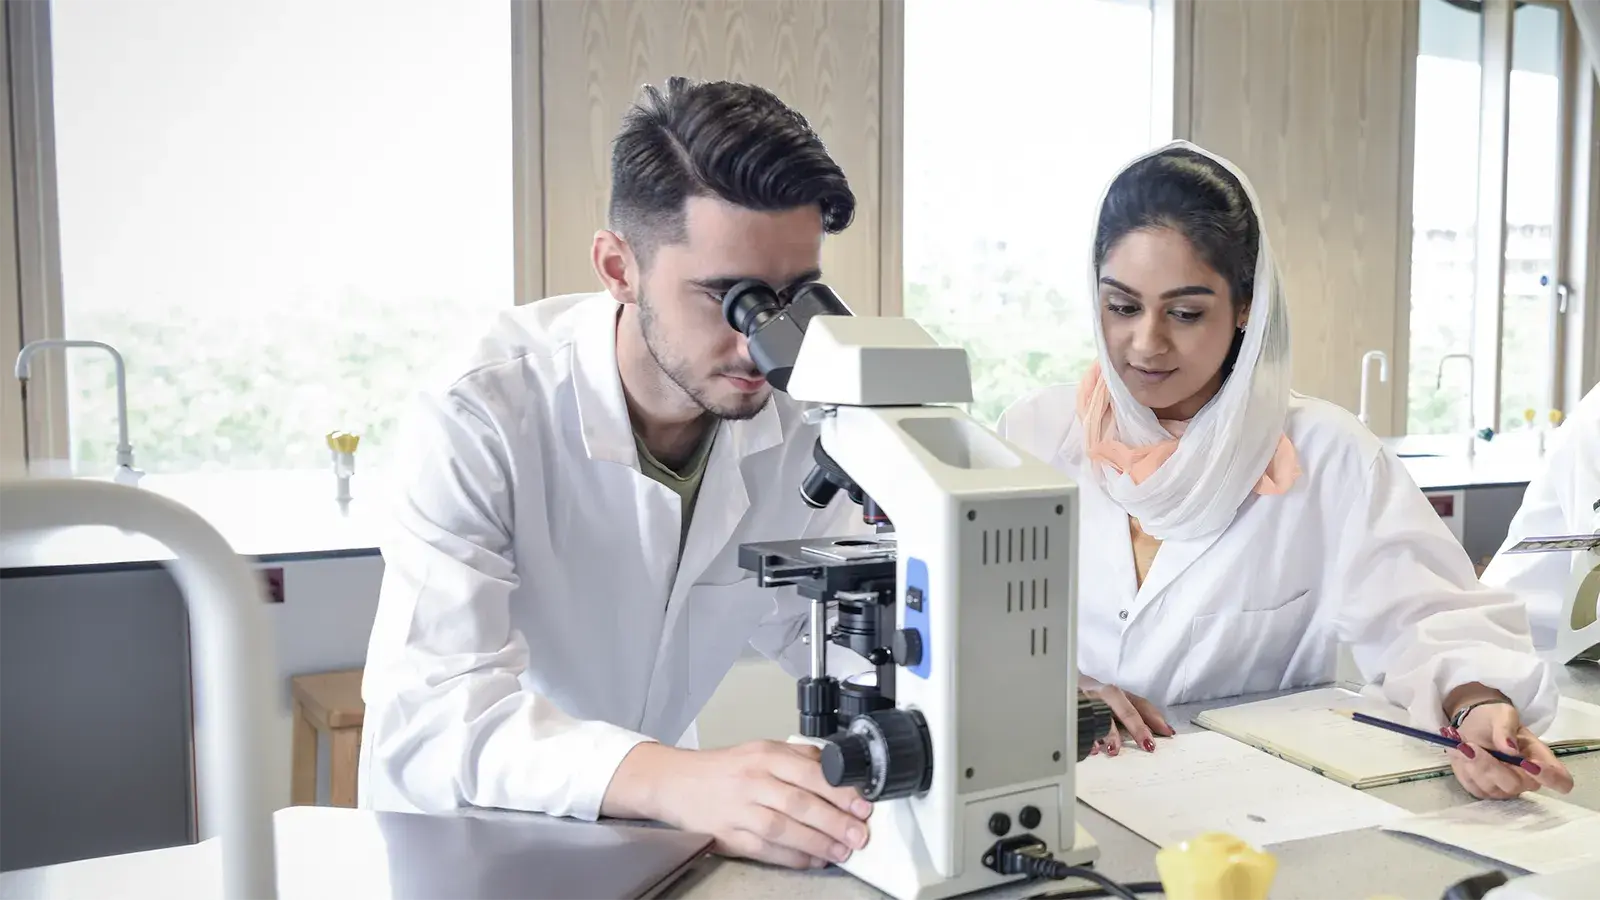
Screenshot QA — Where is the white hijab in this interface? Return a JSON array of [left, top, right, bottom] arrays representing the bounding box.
[[1082, 140, 1293, 541]]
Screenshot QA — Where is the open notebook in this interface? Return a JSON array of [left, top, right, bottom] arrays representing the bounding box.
[[1193, 687, 1600, 789]]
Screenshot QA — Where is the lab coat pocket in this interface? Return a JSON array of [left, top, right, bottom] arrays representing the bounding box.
[[1181, 590, 1313, 701]]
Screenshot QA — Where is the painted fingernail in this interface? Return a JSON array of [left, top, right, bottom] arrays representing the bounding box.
[[852, 799, 872, 818], [1443, 727, 1461, 741], [1507, 739, 1520, 752], [1142, 739, 1156, 753], [1458, 743, 1477, 760], [1521, 761, 1542, 776], [846, 825, 866, 848], [1108, 744, 1119, 757], [831, 843, 851, 862]]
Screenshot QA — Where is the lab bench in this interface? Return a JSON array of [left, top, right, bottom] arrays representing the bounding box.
[[1385, 435, 1545, 569], [2, 666, 1596, 899]]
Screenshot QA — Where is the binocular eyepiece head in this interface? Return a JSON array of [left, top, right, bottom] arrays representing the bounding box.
[[720, 279, 851, 392]]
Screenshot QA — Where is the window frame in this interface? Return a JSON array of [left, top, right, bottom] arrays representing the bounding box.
[[1421, 0, 1597, 433]]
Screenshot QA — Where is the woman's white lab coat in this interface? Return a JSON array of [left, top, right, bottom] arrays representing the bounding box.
[[998, 386, 1560, 732], [359, 291, 865, 822], [1481, 384, 1600, 648]]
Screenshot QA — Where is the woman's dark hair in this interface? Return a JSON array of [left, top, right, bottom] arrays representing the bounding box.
[[608, 76, 855, 268], [1093, 147, 1259, 312]]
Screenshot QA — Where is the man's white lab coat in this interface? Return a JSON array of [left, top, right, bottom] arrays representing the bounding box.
[[359, 292, 864, 820], [1482, 384, 1600, 648], [998, 386, 1560, 733]]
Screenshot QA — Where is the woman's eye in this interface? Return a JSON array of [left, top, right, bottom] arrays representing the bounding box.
[[1171, 309, 1203, 323], [1107, 301, 1138, 317]]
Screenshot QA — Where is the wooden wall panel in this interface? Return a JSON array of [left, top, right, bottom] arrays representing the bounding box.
[[539, 0, 883, 313], [1189, 0, 1409, 431]]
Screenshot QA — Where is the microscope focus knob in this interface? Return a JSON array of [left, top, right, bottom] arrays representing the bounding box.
[[1076, 693, 1115, 761], [890, 628, 922, 668], [821, 733, 874, 789], [820, 708, 933, 801]]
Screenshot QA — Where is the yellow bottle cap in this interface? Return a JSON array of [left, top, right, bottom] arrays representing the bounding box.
[[1155, 832, 1277, 900], [1524, 408, 1536, 423], [326, 431, 360, 454], [1550, 409, 1564, 426]]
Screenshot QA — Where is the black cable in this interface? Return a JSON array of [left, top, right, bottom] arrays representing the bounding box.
[[985, 836, 1156, 900], [1025, 879, 1166, 900]]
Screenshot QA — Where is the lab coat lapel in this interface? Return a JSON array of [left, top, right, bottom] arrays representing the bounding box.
[[666, 401, 784, 613], [1131, 524, 1225, 613], [643, 401, 784, 727]]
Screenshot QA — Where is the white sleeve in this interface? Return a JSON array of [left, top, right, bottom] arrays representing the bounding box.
[[1329, 449, 1561, 734], [746, 494, 877, 680], [361, 389, 650, 821], [1481, 389, 1600, 645]]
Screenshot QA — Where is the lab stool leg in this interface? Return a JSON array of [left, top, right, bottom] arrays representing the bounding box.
[[291, 699, 318, 806]]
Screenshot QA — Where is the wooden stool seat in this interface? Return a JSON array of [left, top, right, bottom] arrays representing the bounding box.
[[290, 668, 365, 808]]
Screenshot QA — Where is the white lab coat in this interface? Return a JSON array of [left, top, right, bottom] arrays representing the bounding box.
[[998, 386, 1560, 733], [359, 291, 866, 821], [1481, 384, 1600, 648]]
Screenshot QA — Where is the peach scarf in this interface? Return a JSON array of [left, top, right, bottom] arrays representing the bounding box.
[[1076, 361, 1301, 495]]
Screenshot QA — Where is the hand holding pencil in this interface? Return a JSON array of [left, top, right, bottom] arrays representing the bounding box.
[[1334, 704, 1574, 800]]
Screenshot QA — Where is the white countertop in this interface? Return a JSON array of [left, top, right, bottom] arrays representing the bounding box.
[[1386, 431, 1551, 492], [0, 470, 386, 572]]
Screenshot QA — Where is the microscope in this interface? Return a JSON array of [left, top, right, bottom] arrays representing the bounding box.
[[1502, 498, 1600, 665], [723, 281, 1111, 900]]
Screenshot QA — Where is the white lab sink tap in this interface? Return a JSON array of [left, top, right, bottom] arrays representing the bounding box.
[[14, 338, 143, 485]]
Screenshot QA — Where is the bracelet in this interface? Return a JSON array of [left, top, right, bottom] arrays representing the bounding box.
[[1450, 698, 1513, 730]]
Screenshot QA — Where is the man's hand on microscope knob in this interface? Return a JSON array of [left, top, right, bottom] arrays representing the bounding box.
[[1080, 673, 1174, 755], [602, 740, 873, 870]]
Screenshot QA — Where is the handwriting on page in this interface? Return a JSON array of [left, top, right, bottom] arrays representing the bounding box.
[[1384, 793, 1600, 874], [1077, 731, 1406, 849]]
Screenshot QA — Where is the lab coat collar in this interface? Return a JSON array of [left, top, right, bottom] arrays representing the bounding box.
[[569, 294, 785, 468]]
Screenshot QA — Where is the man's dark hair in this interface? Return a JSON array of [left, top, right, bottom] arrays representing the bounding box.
[[608, 77, 855, 267]]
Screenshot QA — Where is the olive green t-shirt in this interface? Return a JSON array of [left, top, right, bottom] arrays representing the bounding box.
[[634, 424, 719, 561]]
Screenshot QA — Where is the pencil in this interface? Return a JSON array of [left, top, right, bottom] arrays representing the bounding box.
[[1328, 708, 1533, 768]]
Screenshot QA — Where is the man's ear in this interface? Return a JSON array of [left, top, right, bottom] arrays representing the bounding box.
[[591, 229, 640, 304]]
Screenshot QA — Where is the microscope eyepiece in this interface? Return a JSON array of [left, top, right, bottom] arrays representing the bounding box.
[[721, 279, 784, 338]]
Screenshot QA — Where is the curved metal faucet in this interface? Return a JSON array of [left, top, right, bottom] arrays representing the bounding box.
[[0, 477, 278, 898], [1358, 350, 1389, 428], [14, 339, 141, 484]]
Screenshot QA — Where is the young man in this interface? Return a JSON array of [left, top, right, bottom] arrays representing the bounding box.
[[359, 77, 875, 871]]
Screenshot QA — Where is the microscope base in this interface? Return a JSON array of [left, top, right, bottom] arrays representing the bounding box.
[[829, 801, 1100, 900]]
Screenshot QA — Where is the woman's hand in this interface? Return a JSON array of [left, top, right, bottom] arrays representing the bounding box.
[[1446, 702, 1575, 800], [1080, 673, 1175, 755]]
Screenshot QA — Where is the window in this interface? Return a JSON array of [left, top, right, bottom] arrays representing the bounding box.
[[902, 0, 1157, 426], [1406, 0, 1482, 435], [1498, 2, 1562, 432], [48, 0, 513, 474], [1406, 0, 1572, 435]]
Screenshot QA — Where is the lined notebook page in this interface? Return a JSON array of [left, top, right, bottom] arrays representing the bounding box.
[[1076, 730, 1406, 848], [1196, 688, 1446, 784]]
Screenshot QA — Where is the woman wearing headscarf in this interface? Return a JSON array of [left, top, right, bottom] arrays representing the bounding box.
[[997, 141, 1574, 800]]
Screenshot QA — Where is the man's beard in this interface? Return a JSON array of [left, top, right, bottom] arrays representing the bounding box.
[[638, 294, 769, 421]]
